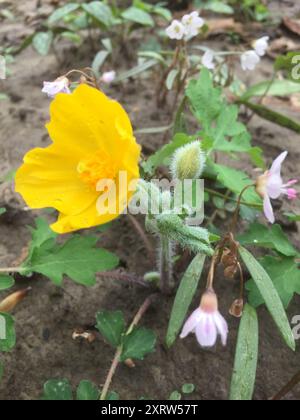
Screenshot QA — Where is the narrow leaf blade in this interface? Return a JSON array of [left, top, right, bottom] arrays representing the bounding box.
[[239, 246, 295, 350], [229, 304, 258, 401]]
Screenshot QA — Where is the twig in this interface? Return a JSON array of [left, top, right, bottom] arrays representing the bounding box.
[[127, 214, 155, 264], [100, 294, 157, 400], [270, 371, 300, 400]]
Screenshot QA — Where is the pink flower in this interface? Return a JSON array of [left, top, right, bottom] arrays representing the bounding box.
[[42, 76, 70, 98], [101, 71, 116, 84], [256, 151, 298, 223], [180, 290, 228, 347]]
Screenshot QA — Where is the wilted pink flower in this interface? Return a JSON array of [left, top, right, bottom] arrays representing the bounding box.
[[180, 290, 228, 347], [256, 151, 298, 223], [101, 71, 116, 84], [42, 76, 71, 98]]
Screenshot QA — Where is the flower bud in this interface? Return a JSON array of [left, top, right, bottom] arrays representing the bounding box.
[[170, 141, 205, 181]]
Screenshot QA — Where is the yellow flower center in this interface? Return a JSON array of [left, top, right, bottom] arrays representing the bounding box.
[[77, 150, 117, 188]]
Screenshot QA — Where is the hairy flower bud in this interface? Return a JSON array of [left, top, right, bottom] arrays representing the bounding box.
[[170, 141, 205, 181]]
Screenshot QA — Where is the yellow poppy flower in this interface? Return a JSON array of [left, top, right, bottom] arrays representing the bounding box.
[[15, 84, 141, 234]]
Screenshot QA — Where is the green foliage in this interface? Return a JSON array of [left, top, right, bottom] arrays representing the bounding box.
[[239, 246, 295, 351], [20, 218, 119, 286], [229, 305, 258, 401], [238, 223, 298, 257], [42, 379, 100, 400], [121, 327, 156, 361], [0, 276, 14, 291], [246, 256, 300, 309], [96, 309, 156, 362], [0, 313, 16, 352], [0, 208, 6, 216], [166, 254, 206, 347], [96, 310, 126, 347]]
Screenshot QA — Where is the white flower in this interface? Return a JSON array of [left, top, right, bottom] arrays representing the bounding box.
[[202, 50, 215, 70], [240, 50, 260, 71], [180, 290, 228, 347], [42, 76, 70, 98], [166, 19, 185, 40], [101, 71, 116, 84], [253, 36, 269, 57], [182, 11, 205, 39], [256, 151, 298, 224]]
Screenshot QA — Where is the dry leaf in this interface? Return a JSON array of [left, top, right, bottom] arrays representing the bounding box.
[[283, 17, 300, 36]]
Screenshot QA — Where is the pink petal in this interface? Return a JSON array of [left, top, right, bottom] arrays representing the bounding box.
[[269, 151, 288, 176], [267, 173, 283, 199], [263, 195, 275, 224], [287, 188, 297, 200], [195, 314, 217, 347], [214, 312, 228, 346], [180, 308, 203, 339]]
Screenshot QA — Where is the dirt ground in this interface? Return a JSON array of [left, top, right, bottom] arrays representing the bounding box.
[[0, 0, 300, 400]]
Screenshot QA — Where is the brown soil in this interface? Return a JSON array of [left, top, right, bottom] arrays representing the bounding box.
[[0, 0, 300, 400]]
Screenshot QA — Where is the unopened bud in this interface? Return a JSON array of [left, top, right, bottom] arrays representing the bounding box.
[[0, 287, 31, 312], [170, 141, 205, 181], [143, 272, 160, 283], [229, 299, 244, 318]]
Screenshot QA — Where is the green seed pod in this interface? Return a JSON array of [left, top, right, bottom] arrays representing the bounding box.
[[170, 141, 206, 181]]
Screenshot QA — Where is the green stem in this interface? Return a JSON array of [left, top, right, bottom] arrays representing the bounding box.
[[159, 235, 173, 295], [0, 267, 21, 273], [204, 188, 262, 209], [99, 294, 157, 401]]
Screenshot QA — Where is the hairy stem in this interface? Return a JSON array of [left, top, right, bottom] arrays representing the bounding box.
[[159, 235, 173, 295]]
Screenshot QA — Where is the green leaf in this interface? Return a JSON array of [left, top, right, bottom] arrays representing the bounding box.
[[186, 69, 222, 132], [142, 133, 192, 175], [182, 383, 195, 394], [48, 3, 80, 24], [92, 50, 110, 76], [121, 327, 156, 361], [21, 236, 119, 286], [115, 59, 158, 82], [76, 380, 99, 400], [241, 79, 300, 101], [60, 31, 82, 44], [26, 217, 57, 261], [0, 208, 6, 216], [212, 163, 262, 206], [239, 100, 300, 134], [246, 256, 300, 309], [0, 275, 14, 291], [43, 379, 73, 401], [203, 1, 234, 14], [169, 391, 182, 400], [32, 32, 53, 56], [106, 391, 120, 400], [122, 7, 154, 27], [96, 310, 125, 348], [166, 69, 179, 90], [229, 305, 258, 401], [238, 223, 298, 257], [0, 313, 16, 352], [239, 246, 295, 350], [166, 254, 206, 347], [82, 1, 113, 27]]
